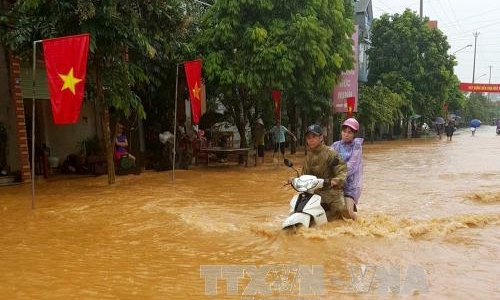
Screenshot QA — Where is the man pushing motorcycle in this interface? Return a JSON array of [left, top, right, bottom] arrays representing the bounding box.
[[290, 124, 348, 221]]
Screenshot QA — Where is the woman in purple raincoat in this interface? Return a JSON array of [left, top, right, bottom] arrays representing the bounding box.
[[331, 118, 363, 221]]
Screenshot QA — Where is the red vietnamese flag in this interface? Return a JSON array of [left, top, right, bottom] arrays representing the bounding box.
[[346, 97, 356, 118], [184, 60, 202, 125], [271, 89, 281, 123], [42, 33, 89, 124]]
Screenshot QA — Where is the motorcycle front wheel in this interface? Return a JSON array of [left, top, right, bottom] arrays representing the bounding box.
[[282, 223, 303, 234]]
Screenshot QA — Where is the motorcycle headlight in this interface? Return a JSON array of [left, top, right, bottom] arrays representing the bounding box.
[[292, 177, 319, 192]]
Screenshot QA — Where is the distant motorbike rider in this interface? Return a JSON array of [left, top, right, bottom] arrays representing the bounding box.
[[292, 124, 347, 221]]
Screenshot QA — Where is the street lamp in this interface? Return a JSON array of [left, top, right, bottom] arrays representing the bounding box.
[[476, 73, 487, 81], [452, 44, 472, 55]]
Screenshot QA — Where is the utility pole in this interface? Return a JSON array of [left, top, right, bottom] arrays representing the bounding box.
[[488, 65, 492, 101], [420, 0, 423, 20], [472, 32, 480, 84]]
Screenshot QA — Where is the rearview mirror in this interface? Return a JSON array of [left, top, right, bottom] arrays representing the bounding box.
[[284, 158, 300, 177]]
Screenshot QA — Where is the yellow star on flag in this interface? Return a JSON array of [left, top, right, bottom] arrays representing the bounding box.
[[59, 67, 82, 94], [192, 81, 201, 100]]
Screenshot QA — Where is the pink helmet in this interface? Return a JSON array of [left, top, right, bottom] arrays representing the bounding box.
[[342, 118, 359, 131]]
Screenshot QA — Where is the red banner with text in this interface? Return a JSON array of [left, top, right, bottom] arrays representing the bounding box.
[[459, 83, 500, 93]]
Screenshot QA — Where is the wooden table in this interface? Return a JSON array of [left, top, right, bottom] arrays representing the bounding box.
[[211, 131, 234, 148], [200, 147, 251, 167]]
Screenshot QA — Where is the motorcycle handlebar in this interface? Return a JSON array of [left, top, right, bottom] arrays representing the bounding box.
[[286, 177, 333, 191]]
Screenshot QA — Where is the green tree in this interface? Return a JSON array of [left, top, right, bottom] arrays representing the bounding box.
[[195, 0, 355, 146], [463, 93, 495, 124], [368, 10, 458, 122], [358, 83, 403, 141], [445, 76, 466, 119]]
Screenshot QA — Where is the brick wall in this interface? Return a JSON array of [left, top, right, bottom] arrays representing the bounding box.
[[8, 53, 31, 182]]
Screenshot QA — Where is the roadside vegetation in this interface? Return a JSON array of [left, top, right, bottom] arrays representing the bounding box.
[[1, 1, 494, 181]]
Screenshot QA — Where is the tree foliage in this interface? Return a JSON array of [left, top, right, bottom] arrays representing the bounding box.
[[367, 9, 458, 120], [195, 0, 355, 145], [358, 83, 403, 129], [2, 0, 189, 117], [462, 93, 497, 124]]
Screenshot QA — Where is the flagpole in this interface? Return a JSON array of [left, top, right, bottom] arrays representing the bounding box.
[[31, 40, 41, 209], [172, 63, 180, 181]]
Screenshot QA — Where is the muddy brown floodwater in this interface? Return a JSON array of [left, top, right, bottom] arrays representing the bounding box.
[[1, 126, 500, 299]]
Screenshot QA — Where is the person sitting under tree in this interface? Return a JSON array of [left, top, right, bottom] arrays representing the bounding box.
[[114, 123, 136, 167]]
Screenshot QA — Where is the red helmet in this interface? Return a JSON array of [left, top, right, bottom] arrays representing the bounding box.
[[342, 118, 359, 131]]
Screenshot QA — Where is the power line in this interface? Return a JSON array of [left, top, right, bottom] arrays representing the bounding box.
[[372, 2, 415, 17], [444, 0, 464, 33], [431, 0, 464, 37]]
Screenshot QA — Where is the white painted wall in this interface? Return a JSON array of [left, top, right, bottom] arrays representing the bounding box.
[[36, 99, 102, 165]]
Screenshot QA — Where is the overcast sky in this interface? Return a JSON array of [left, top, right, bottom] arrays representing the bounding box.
[[372, 0, 500, 84]]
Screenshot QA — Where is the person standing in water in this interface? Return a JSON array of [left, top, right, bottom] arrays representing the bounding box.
[[445, 121, 455, 141], [268, 121, 297, 159], [331, 118, 363, 221], [253, 118, 266, 166]]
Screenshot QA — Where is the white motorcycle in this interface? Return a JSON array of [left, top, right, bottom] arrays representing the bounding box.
[[282, 159, 331, 230]]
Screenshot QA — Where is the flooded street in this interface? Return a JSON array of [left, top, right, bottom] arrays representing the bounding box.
[[1, 126, 500, 299]]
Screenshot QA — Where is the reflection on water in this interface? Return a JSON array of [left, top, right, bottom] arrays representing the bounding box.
[[1, 126, 500, 298]]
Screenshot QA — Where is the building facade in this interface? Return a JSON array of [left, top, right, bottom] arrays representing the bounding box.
[[1, 1, 102, 183], [353, 0, 373, 83]]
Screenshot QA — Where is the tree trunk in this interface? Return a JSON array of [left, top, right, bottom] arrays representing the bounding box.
[[94, 57, 115, 184], [370, 122, 375, 143], [237, 94, 247, 148], [102, 108, 115, 184], [230, 88, 248, 149], [287, 98, 297, 154]]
